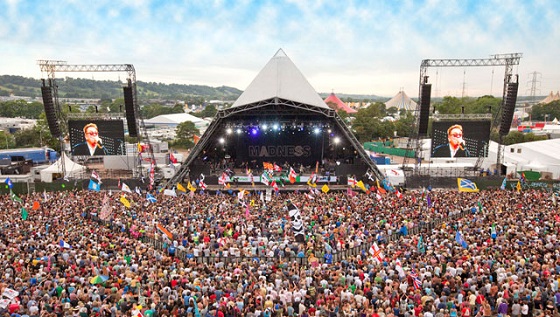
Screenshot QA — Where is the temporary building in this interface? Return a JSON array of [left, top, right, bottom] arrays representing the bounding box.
[[324, 92, 357, 114], [385, 90, 418, 112], [40, 152, 86, 182]]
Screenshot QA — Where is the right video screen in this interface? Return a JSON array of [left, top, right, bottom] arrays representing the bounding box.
[[431, 120, 491, 158]]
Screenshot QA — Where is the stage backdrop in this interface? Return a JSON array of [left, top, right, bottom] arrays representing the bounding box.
[[431, 120, 491, 158], [226, 130, 327, 166], [69, 120, 126, 156]]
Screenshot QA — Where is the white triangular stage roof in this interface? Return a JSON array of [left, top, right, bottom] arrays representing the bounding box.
[[541, 91, 560, 104], [232, 49, 330, 109], [385, 90, 417, 112], [145, 113, 206, 125], [40, 152, 86, 182]]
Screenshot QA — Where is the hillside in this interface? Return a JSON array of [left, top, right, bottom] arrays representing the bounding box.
[[0, 75, 243, 101], [0, 75, 386, 102]]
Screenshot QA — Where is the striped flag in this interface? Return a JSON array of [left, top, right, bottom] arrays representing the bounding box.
[[369, 243, 384, 264], [409, 268, 421, 289], [156, 223, 173, 240]]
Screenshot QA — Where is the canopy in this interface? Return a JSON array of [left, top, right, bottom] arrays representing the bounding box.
[[40, 152, 86, 182]]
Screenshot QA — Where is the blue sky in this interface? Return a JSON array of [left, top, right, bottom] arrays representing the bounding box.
[[1, 0, 559, 98]]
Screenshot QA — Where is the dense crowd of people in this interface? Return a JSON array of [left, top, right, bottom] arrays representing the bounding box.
[[0, 186, 559, 317]]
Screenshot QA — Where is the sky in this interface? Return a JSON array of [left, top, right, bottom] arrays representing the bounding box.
[[1, 0, 559, 98]]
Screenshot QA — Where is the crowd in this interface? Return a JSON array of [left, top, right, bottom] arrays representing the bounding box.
[[0, 186, 559, 317]]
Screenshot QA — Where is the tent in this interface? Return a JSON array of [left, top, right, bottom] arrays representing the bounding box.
[[324, 92, 357, 114], [385, 90, 418, 112], [40, 152, 86, 182]]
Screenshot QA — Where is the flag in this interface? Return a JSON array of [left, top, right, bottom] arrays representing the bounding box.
[[263, 162, 273, 171], [382, 179, 395, 192], [87, 179, 100, 192], [491, 223, 497, 240], [427, 195, 432, 207], [218, 172, 228, 185], [271, 180, 279, 191], [121, 183, 132, 193], [21, 207, 28, 220], [347, 177, 357, 187], [287, 201, 305, 242], [273, 163, 282, 172], [409, 268, 421, 289], [163, 189, 177, 197], [146, 193, 157, 203], [455, 231, 468, 248], [500, 177, 507, 190], [261, 172, 271, 186], [289, 167, 297, 184], [10, 190, 23, 203], [199, 180, 207, 191], [32, 201, 40, 210], [395, 259, 405, 278], [156, 223, 174, 240], [59, 239, 72, 249], [135, 186, 141, 195], [478, 201, 483, 212], [177, 183, 187, 192], [375, 192, 382, 202], [369, 243, 384, 264], [149, 162, 155, 191], [237, 189, 246, 201], [516, 180, 521, 192], [365, 171, 375, 181], [246, 168, 254, 185], [169, 152, 178, 164], [395, 190, 403, 199], [120, 195, 131, 208], [347, 187, 357, 197], [457, 178, 479, 192], [519, 172, 527, 187], [376, 179, 386, 194], [307, 172, 317, 188], [356, 180, 368, 193], [321, 184, 330, 193], [99, 194, 111, 220], [193, 135, 200, 144], [417, 236, 426, 253], [5, 177, 13, 189], [91, 170, 102, 183], [187, 182, 196, 192]]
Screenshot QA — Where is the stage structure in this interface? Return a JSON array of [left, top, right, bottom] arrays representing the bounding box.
[[37, 60, 156, 177], [403, 53, 522, 177], [166, 49, 385, 187]]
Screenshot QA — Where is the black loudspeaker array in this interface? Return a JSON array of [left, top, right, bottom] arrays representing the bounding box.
[[418, 84, 432, 136], [123, 86, 138, 137], [40, 80, 61, 138], [499, 82, 519, 136]]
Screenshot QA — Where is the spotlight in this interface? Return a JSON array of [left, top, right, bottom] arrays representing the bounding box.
[[226, 128, 232, 134], [261, 124, 268, 130], [272, 124, 279, 131], [334, 137, 340, 144], [251, 128, 258, 136], [236, 128, 242, 134], [219, 138, 225, 144], [313, 128, 321, 135], [328, 129, 332, 133]]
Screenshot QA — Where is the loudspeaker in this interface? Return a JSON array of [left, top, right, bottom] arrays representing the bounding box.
[[499, 82, 519, 136], [418, 84, 432, 136], [123, 86, 138, 137], [41, 82, 61, 138]]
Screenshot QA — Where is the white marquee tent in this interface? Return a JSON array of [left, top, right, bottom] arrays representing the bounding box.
[[40, 152, 86, 182]]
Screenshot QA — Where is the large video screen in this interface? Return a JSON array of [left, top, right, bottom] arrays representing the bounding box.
[[69, 120, 126, 156], [431, 120, 491, 158]]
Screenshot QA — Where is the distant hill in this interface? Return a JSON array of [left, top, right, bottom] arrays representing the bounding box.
[[0, 75, 243, 101], [1, 75, 392, 103]]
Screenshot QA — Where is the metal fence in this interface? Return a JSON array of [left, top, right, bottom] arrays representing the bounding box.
[[87, 207, 471, 265]]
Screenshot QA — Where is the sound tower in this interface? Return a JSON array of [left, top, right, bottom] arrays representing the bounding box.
[[499, 82, 519, 136], [418, 83, 432, 136], [40, 80, 61, 138], [123, 85, 138, 137]]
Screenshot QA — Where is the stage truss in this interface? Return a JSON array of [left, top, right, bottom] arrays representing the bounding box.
[[403, 53, 522, 177], [37, 60, 156, 177]]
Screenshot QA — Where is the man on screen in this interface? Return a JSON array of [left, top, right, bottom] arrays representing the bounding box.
[[72, 123, 109, 156], [432, 124, 470, 158]]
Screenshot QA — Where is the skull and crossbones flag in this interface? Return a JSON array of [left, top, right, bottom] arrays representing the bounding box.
[[287, 201, 305, 243]]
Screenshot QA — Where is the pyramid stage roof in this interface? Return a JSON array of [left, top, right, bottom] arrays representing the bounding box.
[[324, 92, 357, 114], [166, 49, 385, 186]]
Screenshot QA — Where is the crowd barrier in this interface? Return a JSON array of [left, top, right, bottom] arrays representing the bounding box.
[[86, 207, 471, 266]]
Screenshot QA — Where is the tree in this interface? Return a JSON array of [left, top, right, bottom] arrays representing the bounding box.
[[192, 104, 217, 118], [171, 121, 200, 149], [0, 130, 14, 149], [530, 101, 560, 122]]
